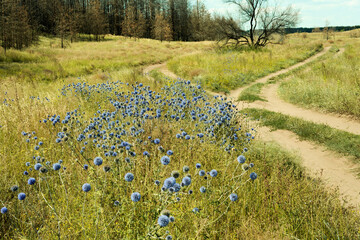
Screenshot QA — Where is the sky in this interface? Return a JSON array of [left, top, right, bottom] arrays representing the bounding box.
[[200, 0, 360, 28]]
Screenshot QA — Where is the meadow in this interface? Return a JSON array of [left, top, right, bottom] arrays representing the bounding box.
[[167, 35, 323, 93], [278, 35, 360, 118], [1, 35, 360, 239]]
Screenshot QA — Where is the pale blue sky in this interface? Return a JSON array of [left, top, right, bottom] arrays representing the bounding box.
[[198, 0, 360, 28]]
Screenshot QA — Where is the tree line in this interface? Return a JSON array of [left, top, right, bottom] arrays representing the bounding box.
[[0, 0, 220, 51]]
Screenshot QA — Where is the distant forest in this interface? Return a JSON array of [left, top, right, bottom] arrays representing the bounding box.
[[286, 26, 360, 34], [1, 0, 360, 51]]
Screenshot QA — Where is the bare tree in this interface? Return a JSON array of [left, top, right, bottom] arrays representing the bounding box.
[[221, 0, 299, 47]]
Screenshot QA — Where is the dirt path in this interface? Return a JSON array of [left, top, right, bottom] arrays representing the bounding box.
[[143, 47, 360, 207], [258, 126, 360, 206], [245, 82, 360, 135], [228, 47, 331, 101]]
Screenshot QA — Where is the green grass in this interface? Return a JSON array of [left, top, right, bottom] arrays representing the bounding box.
[[278, 42, 360, 118], [167, 35, 323, 93], [242, 108, 360, 163], [238, 83, 267, 102]]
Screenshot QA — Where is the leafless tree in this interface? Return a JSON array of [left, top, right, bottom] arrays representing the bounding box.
[[220, 0, 299, 47]]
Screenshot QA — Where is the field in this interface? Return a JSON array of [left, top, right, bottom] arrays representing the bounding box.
[[167, 35, 323, 93], [1, 33, 360, 239]]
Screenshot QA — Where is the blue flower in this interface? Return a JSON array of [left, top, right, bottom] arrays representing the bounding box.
[[166, 235, 173, 240], [185, 135, 190, 140], [237, 155, 246, 164], [169, 216, 175, 222], [125, 173, 134, 182], [249, 163, 254, 168], [199, 170, 205, 176], [83, 164, 89, 170], [154, 139, 160, 144], [1, 207, 8, 214], [210, 169, 218, 177], [34, 163, 42, 171], [161, 156, 170, 165], [196, 163, 201, 169], [10, 185, 18, 192], [157, 215, 170, 227], [163, 177, 176, 189], [250, 172, 257, 180], [200, 186, 206, 193], [182, 177, 191, 186], [183, 166, 190, 172], [82, 183, 91, 192], [143, 151, 150, 156], [18, 193, 26, 200], [131, 192, 141, 202], [166, 150, 173, 156], [94, 157, 103, 166], [229, 193, 238, 201], [26, 162, 30, 167], [155, 180, 160, 185], [192, 207, 199, 213], [53, 163, 61, 171], [28, 178, 36, 185], [23, 171, 29, 175]]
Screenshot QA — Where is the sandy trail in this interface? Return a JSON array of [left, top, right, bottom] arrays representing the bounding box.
[[143, 47, 360, 207], [245, 82, 360, 135]]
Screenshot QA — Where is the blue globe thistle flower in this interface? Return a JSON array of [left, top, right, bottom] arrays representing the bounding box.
[[1, 207, 8, 214], [169, 187, 175, 193], [154, 139, 160, 144], [53, 163, 61, 171], [249, 163, 254, 168], [11, 185, 19, 192], [237, 155, 246, 164], [143, 151, 150, 156], [182, 177, 191, 186], [167, 150, 173, 156], [131, 192, 141, 202], [157, 215, 170, 227], [200, 186, 206, 193], [173, 183, 181, 192], [196, 163, 201, 169], [163, 177, 176, 189], [26, 162, 30, 167], [34, 146, 40, 150], [94, 157, 103, 166], [210, 169, 218, 177], [185, 135, 191, 140], [161, 156, 170, 165], [39, 141, 43, 146], [169, 216, 175, 222], [166, 235, 173, 240], [28, 178, 36, 185], [229, 193, 238, 201], [250, 172, 258, 180], [155, 180, 160, 185], [82, 183, 91, 192], [58, 159, 63, 164], [125, 173, 134, 182], [83, 164, 89, 170], [192, 207, 199, 213], [188, 190, 193, 194], [23, 171, 29, 175], [183, 166, 190, 173], [243, 148, 248, 152], [199, 170, 206, 176], [34, 163, 42, 171], [18, 193, 26, 200], [176, 134, 181, 138]]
